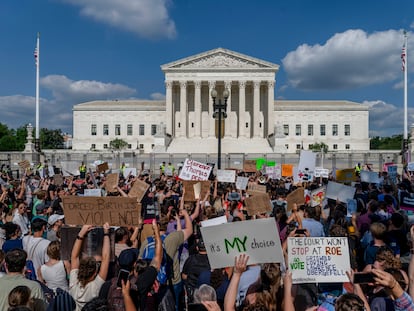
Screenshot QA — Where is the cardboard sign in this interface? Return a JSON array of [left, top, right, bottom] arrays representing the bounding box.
[[236, 176, 249, 190], [128, 179, 150, 202], [244, 193, 272, 216], [282, 164, 294, 177], [84, 189, 102, 197], [217, 170, 236, 183], [325, 181, 356, 203], [360, 170, 381, 184], [182, 180, 211, 202], [200, 218, 284, 269], [62, 196, 140, 226], [314, 168, 329, 178], [288, 237, 351, 284], [53, 174, 64, 186], [105, 173, 119, 192], [193, 182, 201, 200], [310, 187, 326, 207], [336, 169, 356, 184], [97, 162, 109, 173], [247, 183, 266, 194], [179, 159, 212, 181], [243, 160, 257, 173], [286, 187, 305, 212], [18, 160, 31, 170]]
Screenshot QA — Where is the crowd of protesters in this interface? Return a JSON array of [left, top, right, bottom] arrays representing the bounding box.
[[0, 161, 414, 311]]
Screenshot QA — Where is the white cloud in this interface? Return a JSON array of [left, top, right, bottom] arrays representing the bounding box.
[[40, 75, 136, 102], [150, 92, 166, 100], [363, 100, 414, 137], [282, 29, 408, 90], [61, 0, 176, 39]]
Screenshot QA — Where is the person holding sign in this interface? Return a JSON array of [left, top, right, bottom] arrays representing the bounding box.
[[69, 223, 111, 310]]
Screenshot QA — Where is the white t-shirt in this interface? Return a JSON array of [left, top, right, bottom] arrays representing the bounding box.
[[69, 269, 105, 311], [22, 236, 50, 273]]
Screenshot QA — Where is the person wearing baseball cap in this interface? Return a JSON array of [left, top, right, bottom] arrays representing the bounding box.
[[47, 214, 65, 242]]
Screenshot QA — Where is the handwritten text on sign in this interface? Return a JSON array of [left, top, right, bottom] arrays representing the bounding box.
[[287, 237, 350, 284], [62, 196, 140, 226], [179, 159, 212, 181], [200, 218, 284, 269]]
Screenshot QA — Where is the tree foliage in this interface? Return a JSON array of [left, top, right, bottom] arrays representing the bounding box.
[[40, 128, 64, 149], [310, 142, 329, 153], [370, 135, 403, 150], [109, 138, 128, 150]]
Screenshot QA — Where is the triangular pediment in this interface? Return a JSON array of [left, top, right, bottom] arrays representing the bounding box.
[[161, 48, 279, 71]]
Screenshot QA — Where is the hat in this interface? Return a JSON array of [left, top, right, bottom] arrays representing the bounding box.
[[118, 248, 139, 271], [228, 192, 241, 201], [48, 214, 65, 226], [35, 203, 47, 213]]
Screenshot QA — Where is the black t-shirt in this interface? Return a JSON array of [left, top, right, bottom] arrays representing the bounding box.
[[182, 253, 211, 289]]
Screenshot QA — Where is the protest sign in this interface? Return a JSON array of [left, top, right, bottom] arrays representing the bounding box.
[[62, 196, 140, 226], [217, 170, 236, 183], [236, 176, 249, 190], [84, 189, 102, 197], [386, 165, 398, 183], [310, 187, 325, 207], [53, 174, 64, 187], [200, 218, 284, 269], [335, 169, 356, 184], [179, 159, 212, 181], [314, 167, 329, 178], [244, 193, 272, 216], [296, 151, 316, 182], [325, 181, 356, 203], [193, 182, 201, 200], [286, 187, 305, 211], [360, 170, 381, 184], [105, 173, 119, 192], [282, 164, 294, 177], [123, 167, 137, 177], [60, 161, 79, 176], [383, 162, 394, 172], [18, 160, 31, 170], [287, 237, 350, 284], [247, 183, 266, 194], [408, 162, 414, 172], [97, 162, 109, 173], [182, 180, 211, 201], [164, 167, 173, 176], [266, 165, 281, 180], [128, 179, 149, 202], [201, 215, 227, 227], [243, 160, 257, 172]]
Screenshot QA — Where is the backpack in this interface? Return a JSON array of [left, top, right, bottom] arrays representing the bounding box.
[[142, 234, 172, 285], [25, 260, 37, 281], [107, 278, 125, 311], [46, 288, 76, 311]]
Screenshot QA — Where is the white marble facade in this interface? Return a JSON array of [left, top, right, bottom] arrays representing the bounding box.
[[71, 48, 370, 153]]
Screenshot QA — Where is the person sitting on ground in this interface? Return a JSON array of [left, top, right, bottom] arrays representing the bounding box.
[[69, 223, 111, 311]]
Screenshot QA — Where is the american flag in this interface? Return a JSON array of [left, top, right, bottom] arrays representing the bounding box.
[[34, 47, 38, 66], [401, 45, 406, 72]]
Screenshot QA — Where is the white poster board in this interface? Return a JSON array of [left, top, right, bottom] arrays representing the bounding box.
[[235, 176, 249, 190], [200, 218, 284, 269], [314, 167, 329, 178], [266, 165, 281, 180], [201, 216, 228, 227], [178, 159, 212, 181], [310, 187, 326, 207], [123, 167, 137, 177], [325, 181, 356, 203], [84, 189, 102, 197], [217, 170, 236, 183], [288, 237, 351, 284], [296, 150, 316, 182], [164, 167, 173, 176], [360, 170, 381, 184]]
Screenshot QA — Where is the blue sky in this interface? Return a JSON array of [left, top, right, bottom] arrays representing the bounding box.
[[0, 0, 413, 137]]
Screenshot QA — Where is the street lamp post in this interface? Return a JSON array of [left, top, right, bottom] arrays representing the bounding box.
[[211, 88, 229, 169]]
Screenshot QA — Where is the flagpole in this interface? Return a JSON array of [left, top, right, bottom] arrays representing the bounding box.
[[35, 32, 40, 142], [404, 31, 408, 141]]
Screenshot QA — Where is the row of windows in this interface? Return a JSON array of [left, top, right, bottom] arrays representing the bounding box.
[[284, 124, 351, 136], [90, 143, 153, 150], [91, 124, 157, 136], [287, 144, 351, 150]]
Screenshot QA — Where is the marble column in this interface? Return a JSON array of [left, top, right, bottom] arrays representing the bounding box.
[[165, 80, 173, 135], [180, 81, 187, 137], [194, 81, 202, 137], [208, 80, 216, 137], [253, 81, 260, 137], [224, 80, 232, 137], [238, 80, 246, 137], [267, 80, 275, 137]]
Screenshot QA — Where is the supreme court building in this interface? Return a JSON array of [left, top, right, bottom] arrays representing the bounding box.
[[72, 48, 370, 154]]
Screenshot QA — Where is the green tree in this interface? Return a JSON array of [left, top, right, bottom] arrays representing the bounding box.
[[0, 123, 11, 139], [370, 135, 403, 150], [310, 142, 329, 153], [0, 134, 17, 151], [40, 128, 64, 149], [109, 138, 128, 150]]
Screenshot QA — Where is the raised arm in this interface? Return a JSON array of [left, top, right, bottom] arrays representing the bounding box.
[[180, 208, 193, 241], [71, 224, 94, 270], [98, 222, 111, 280], [151, 219, 162, 271], [409, 226, 414, 299], [224, 254, 249, 311]]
